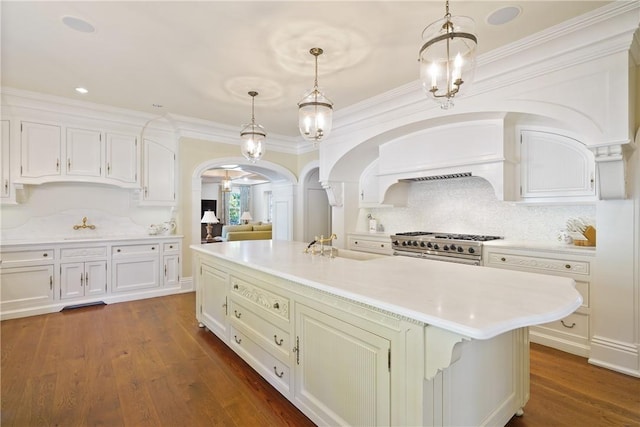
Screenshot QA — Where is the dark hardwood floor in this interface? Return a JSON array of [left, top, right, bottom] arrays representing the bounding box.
[[2, 292, 638, 427]]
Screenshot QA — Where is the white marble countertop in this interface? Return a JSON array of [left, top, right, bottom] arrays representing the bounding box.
[[1, 234, 183, 247], [484, 239, 596, 256], [192, 240, 582, 340]]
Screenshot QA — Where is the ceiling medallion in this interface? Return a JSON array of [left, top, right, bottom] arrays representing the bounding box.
[[419, 0, 478, 109], [240, 91, 266, 163], [298, 47, 333, 144]]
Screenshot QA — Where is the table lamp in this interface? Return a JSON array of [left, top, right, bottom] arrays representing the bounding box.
[[201, 210, 219, 242], [240, 211, 253, 224]]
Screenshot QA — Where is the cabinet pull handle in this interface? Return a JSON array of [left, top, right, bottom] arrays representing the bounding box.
[[273, 366, 284, 378], [164, 265, 167, 276], [273, 302, 280, 310], [50, 276, 53, 290], [4, 179, 7, 193], [169, 245, 173, 249], [561, 320, 576, 329], [565, 264, 571, 269], [234, 310, 242, 319], [85, 272, 88, 285], [233, 283, 239, 290], [117, 249, 121, 253], [107, 163, 111, 174], [501, 257, 506, 262], [273, 335, 283, 346], [292, 336, 300, 365], [80, 272, 84, 286], [56, 159, 59, 171], [67, 158, 71, 171], [233, 335, 242, 345], [43, 253, 48, 257], [151, 246, 155, 250]]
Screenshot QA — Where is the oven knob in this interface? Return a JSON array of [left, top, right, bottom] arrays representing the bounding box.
[[393, 240, 398, 246], [450, 244, 456, 251], [433, 244, 439, 250], [443, 245, 449, 251], [420, 242, 426, 247], [468, 247, 475, 254], [457, 246, 464, 253], [402, 241, 407, 246], [412, 241, 419, 246], [426, 242, 433, 248]]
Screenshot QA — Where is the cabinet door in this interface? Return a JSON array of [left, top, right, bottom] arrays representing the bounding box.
[[0, 265, 54, 311], [294, 304, 391, 427], [106, 133, 137, 184], [163, 254, 180, 288], [60, 262, 84, 299], [111, 257, 160, 292], [143, 138, 175, 203], [1, 120, 10, 198], [521, 130, 595, 198], [85, 261, 107, 297], [66, 128, 103, 177], [200, 262, 228, 340], [20, 121, 61, 178]]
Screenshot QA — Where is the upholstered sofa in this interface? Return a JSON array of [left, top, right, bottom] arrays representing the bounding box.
[[220, 223, 272, 241]]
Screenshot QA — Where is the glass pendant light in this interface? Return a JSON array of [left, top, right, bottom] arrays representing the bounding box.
[[298, 47, 333, 144], [418, 0, 477, 109], [220, 170, 232, 192], [240, 91, 266, 162]]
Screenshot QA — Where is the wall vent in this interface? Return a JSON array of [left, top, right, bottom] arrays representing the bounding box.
[[401, 172, 472, 182]]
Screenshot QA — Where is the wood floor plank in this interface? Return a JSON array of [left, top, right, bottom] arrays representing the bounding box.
[[3, 292, 638, 427]]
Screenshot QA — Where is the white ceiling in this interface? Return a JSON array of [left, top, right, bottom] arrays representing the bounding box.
[[1, 1, 611, 139]]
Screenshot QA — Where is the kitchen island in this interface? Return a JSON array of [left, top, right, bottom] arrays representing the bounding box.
[[191, 240, 582, 427]]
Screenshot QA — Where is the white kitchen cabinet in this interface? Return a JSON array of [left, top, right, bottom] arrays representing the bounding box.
[[484, 244, 593, 357], [162, 241, 181, 288], [66, 127, 103, 177], [1, 120, 11, 200], [20, 121, 62, 178], [520, 130, 596, 200], [198, 261, 229, 341], [0, 265, 55, 313], [348, 232, 393, 255], [60, 261, 107, 299], [142, 137, 175, 204], [111, 243, 160, 293], [106, 132, 138, 185], [294, 303, 391, 426]]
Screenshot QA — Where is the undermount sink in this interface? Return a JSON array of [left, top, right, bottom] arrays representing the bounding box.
[[332, 249, 384, 261]]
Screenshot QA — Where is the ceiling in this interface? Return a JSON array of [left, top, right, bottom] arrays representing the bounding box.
[[1, 1, 612, 140]]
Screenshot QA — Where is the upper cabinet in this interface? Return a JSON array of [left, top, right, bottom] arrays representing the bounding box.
[[141, 137, 175, 205], [1, 120, 11, 201], [519, 130, 596, 201], [15, 121, 141, 190], [20, 121, 62, 178]]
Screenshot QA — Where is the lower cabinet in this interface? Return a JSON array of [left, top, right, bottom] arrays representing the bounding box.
[[484, 245, 593, 357], [294, 303, 391, 426], [60, 261, 107, 299], [0, 264, 54, 312], [0, 237, 182, 319], [199, 262, 229, 340], [347, 232, 393, 255], [111, 244, 160, 293]]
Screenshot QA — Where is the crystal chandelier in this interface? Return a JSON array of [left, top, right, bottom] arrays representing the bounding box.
[[298, 47, 333, 144], [418, 0, 478, 109], [240, 91, 266, 162]]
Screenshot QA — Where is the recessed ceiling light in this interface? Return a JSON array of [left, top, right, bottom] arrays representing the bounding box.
[[487, 6, 521, 26], [75, 87, 88, 94], [62, 16, 95, 33]]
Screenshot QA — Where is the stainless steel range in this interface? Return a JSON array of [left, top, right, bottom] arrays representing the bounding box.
[[391, 232, 502, 266]]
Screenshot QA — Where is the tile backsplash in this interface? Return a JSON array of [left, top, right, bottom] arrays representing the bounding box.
[[361, 177, 596, 242]]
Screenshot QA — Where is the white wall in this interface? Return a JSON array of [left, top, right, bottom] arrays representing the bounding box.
[[201, 182, 219, 200], [251, 182, 273, 223]]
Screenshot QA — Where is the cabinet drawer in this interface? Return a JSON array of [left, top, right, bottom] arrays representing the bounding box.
[[348, 237, 392, 255], [486, 252, 589, 276], [229, 298, 290, 359], [534, 312, 589, 340], [112, 244, 159, 257], [229, 325, 291, 393], [230, 276, 289, 322], [163, 242, 180, 253], [1, 249, 55, 264], [61, 246, 107, 260]]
